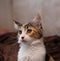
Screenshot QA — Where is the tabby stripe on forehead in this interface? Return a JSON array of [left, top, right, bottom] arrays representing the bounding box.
[[24, 23, 32, 29]]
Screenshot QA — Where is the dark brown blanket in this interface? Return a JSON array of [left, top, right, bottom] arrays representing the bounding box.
[[0, 32, 60, 61]]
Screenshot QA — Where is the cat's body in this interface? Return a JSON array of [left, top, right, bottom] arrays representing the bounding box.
[[13, 14, 54, 61], [18, 38, 46, 61]]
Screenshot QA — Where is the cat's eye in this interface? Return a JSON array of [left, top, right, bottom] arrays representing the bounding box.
[[27, 29, 32, 33], [18, 30, 22, 34]]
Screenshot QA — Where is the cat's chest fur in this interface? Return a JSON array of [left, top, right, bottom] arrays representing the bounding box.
[[18, 39, 46, 61]]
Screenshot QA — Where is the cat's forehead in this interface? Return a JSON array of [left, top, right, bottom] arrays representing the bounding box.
[[20, 23, 33, 29], [24, 23, 32, 28]]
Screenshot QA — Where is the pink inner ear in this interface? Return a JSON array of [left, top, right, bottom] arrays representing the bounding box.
[[33, 18, 41, 26], [32, 14, 41, 27], [33, 14, 41, 24]]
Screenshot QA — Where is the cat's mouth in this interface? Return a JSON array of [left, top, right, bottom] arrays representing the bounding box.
[[22, 40, 27, 43]]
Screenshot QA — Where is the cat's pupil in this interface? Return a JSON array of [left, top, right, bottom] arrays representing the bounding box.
[[19, 30, 22, 34], [27, 29, 32, 33]]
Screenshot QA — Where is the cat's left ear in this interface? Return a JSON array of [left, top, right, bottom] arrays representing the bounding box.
[[32, 14, 42, 29], [13, 20, 22, 30]]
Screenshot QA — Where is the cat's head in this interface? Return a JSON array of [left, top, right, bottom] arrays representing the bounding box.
[[13, 14, 43, 44]]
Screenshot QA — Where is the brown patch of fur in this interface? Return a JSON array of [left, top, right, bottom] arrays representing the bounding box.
[[27, 27, 38, 38]]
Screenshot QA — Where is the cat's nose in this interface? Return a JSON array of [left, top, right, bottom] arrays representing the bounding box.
[[21, 37, 24, 39]]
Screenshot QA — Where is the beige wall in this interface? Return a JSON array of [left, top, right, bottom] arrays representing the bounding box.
[[42, 0, 60, 36], [13, 0, 60, 36], [0, 0, 13, 31], [0, 0, 60, 36], [13, 0, 42, 21]]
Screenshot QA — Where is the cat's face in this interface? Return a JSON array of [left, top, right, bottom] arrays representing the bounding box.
[[13, 14, 43, 44]]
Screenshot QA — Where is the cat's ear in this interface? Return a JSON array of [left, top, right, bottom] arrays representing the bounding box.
[[13, 20, 22, 30], [32, 14, 42, 29]]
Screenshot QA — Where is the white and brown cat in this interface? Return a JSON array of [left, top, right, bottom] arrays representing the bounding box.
[[13, 14, 54, 61]]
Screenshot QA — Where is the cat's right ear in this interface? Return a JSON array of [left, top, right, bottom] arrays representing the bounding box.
[[13, 20, 22, 30], [32, 14, 42, 29]]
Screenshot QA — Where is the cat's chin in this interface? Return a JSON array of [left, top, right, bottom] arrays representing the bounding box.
[[20, 40, 32, 45], [18, 39, 28, 44]]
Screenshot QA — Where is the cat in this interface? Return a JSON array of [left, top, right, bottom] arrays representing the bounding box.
[[13, 14, 54, 61]]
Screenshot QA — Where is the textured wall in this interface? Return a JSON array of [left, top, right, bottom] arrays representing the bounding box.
[[0, 0, 60, 36], [13, 0, 60, 36], [13, 0, 42, 21], [0, 0, 13, 31], [42, 0, 60, 36]]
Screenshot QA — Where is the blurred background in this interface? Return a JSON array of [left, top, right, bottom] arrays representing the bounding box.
[[0, 0, 60, 36]]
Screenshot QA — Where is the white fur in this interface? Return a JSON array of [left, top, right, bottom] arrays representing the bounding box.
[[18, 28, 35, 44], [18, 38, 46, 61]]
